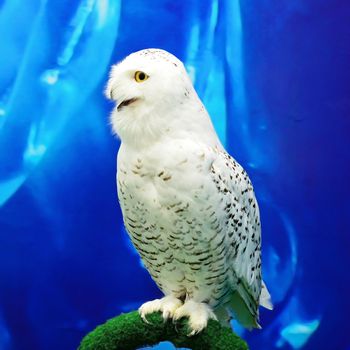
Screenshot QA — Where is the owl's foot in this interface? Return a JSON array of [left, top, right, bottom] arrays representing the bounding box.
[[173, 300, 217, 336], [139, 295, 183, 323]]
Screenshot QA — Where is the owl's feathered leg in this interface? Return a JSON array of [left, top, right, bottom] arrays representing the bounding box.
[[139, 295, 183, 323], [173, 300, 217, 336]]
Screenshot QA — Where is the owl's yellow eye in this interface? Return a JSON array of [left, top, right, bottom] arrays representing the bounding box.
[[134, 71, 149, 83]]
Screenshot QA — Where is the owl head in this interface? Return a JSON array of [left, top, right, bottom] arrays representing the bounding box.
[[105, 49, 191, 110], [105, 49, 216, 148]]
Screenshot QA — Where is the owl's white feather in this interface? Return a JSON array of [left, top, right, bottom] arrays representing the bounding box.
[[106, 48, 272, 334]]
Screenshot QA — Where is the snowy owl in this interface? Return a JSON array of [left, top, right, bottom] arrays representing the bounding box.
[[105, 48, 272, 335]]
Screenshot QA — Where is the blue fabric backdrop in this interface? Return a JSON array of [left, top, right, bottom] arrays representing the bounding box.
[[0, 1, 349, 349]]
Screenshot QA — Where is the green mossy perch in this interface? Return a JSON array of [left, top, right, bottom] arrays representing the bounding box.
[[79, 311, 248, 350]]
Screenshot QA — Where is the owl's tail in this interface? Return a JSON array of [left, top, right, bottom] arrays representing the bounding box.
[[219, 280, 273, 330], [227, 289, 261, 330], [259, 280, 273, 310]]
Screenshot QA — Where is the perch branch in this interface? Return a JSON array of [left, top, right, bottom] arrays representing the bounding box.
[[79, 311, 248, 350]]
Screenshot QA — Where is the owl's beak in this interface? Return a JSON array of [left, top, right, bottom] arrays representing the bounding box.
[[105, 85, 116, 100], [117, 97, 139, 111]]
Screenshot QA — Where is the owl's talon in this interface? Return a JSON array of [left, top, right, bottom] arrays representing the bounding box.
[[139, 295, 183, 324], [173, 319, 180, 333], [188, 329, 197, 337], [141, 314, 151, 324], [173, 300, 217, 336], [162, 308, 171, 321]]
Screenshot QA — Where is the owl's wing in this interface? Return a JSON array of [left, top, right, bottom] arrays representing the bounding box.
[[209, 149, 271, 327]]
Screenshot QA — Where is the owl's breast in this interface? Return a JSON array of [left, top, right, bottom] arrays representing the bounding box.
[[115, 142, 234, 295], [117, 140, 217, 209]]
